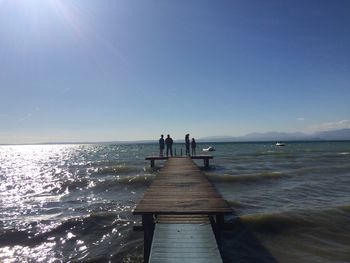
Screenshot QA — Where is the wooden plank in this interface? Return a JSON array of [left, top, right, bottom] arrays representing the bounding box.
[[143, 193, 221, 198], [145, 155, 213, 168], [146, 156, 169, 160], [143, 194, 221, 198], [140, 200, 223, 205], [191, 155, 213, 159], [157, 215, 209, 224], [133, 157, 231, 215], [149, 223, 222, 263]]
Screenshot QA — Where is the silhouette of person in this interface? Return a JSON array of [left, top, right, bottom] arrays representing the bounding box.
[[185, 134, 190, 156], [159, 134, 165, 156], [191, 138, 196, 156], [165, 134, 173, 157]]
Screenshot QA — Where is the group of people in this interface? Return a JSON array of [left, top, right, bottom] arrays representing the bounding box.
[[159, 134, 197, 157]]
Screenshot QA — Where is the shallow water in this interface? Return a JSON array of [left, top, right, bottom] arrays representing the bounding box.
[[0, 141, 349, 262]]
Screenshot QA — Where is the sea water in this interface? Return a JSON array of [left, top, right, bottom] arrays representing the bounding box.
[[0, 142, 349, 262]]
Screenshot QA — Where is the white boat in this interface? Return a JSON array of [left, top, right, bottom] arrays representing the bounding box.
[[275, 142, 285, 146], [203, 146, 215, 152]]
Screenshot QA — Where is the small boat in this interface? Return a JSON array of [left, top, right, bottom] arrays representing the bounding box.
[[203, 146, 215, 152], [275, 142, 285, 146]]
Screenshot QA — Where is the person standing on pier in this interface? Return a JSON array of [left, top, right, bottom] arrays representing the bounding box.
[[191, 138, 197, 156], [185, 134, 190, 156], [159, 134, 165, 156], [165, 134, 173, 157]]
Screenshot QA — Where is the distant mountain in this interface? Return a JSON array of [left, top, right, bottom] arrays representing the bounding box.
[[239, 131, 311, 141], [200, 128, 350, 142], [313, 128, 350, 140]]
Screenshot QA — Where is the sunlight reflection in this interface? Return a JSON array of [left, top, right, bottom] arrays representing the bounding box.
[[0, 143, 147, 262], [0, 242, 56, 263], [0, 145, 78, 220]]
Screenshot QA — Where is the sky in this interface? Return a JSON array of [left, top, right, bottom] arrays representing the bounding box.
[[0, 0, 349, 144]]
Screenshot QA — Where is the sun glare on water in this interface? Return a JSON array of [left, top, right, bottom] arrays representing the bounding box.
[[0, 145, 76, 219]]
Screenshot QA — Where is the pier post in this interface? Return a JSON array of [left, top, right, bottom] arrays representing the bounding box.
[[204, 158, 210, 168], [216, 214, 224, 250], [142, 214, 154, 263]]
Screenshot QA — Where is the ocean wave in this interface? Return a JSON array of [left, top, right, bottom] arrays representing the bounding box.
[[50, 174, 155, 194], [293, 164, 350, 176], [0, 212, 133, 247], [338, 204, 350, 213], [226, 200, 248, 208], [60, 178, 90, 190], [93, 174, 155, 188], [239, 213, 313, 233], [93, 164, 138, 175], [49, 178, 90, 194], [116, 174, 155, 185], [206, 171, 285, 183], [237, 205, 350, 234]]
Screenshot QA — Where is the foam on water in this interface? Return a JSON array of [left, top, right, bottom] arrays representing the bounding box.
[[93, 164, 139, 175]]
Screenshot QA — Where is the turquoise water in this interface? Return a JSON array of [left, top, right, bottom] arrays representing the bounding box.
[[0, 142, 349, 262]]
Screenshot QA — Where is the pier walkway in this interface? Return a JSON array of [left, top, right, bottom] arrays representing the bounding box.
[[146, 155, 213, 168], [133, 157, 232, 263]]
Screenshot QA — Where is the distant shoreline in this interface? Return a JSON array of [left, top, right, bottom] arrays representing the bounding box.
[[1, 128, 349, 146], [1, 139, 350, 146]]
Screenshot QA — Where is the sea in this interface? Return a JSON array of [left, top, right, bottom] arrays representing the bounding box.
[[0, 141, 349, 263]]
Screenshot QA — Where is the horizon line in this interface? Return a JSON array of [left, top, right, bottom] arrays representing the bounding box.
[[1, 127, 349, 146], [2, 138, 350, 146]]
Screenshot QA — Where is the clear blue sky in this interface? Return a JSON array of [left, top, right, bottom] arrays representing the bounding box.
[[0, 0, 349, 143]]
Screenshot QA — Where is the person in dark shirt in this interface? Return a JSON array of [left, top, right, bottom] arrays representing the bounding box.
[[165, 134, 173, 157], [159, 134, 165, 156], [185, 134, 190, 156], [191, 138, 197, 156]]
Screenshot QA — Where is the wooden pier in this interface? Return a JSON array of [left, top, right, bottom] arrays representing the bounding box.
[[146, 155, 213, 168], [133, 157, 232, 262]]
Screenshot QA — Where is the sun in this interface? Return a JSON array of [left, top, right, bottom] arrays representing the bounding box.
[[0, 0, 87, 42], [0, 0, 126, 68]]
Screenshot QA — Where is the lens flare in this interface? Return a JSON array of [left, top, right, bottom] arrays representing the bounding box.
[[0, 0, 127, 64], [47, 0, 128, 64]]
